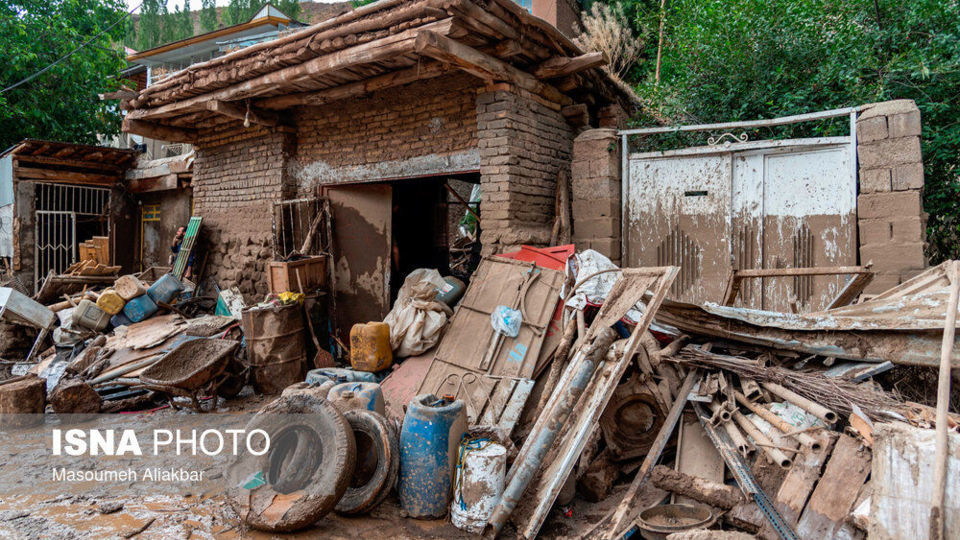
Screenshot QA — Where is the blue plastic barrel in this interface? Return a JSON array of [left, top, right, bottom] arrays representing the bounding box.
[[123, 294, 158, 323], [399, 394, 467, 518], [147, 273, 183, 304], [328, 382, 385, 415]]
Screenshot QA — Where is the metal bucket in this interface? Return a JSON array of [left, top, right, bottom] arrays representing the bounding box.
[[450, 439, 506, 533], [241, 303, 306, 394]]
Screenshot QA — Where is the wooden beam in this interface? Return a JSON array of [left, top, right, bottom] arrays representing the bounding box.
[[257, 61, 450, 109], [534, 52, 607, 79], [561, 103, 590, 128], [99, 90, 136, 101], [494, 40, 523, 58], [722, 266, 873, 306], [205, 100, 282, 127], [127, 174, 180, 194], [129, 19, 453, 121], [15, 167, 119, 186], [122, 118, 198, 143], [413, 31, 568, 105], [14, 154, 126, 173], [447, 0, 519, 41]]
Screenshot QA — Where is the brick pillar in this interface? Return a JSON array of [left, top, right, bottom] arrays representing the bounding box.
[[476, 83, 573, 254], [571, 128, 621, 264], [856, 99, 927, 293]]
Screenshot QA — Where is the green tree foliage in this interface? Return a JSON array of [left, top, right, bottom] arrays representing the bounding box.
[[199, 0, 218, 32], [0, 0, 127, 149], [134, 0, 164, 51], [612, 0, 960, 261], [224, 0, 257, 26], [173, 1, 194, 41], [276, 0, 301, 20]]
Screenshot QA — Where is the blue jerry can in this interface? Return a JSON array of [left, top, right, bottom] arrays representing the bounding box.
[[328, 382, 385, 415], [147, 273, 183, 304], [399, 393, 467, 518], [123, 294, 158, 323]]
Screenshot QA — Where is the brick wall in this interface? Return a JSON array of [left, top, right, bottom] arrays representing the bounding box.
[[856, 99, 927, 293], [477, 83, 573, 254], [570, 128, 620, 264], [193, 126, 296, 298], [292, 74, 479, 193]]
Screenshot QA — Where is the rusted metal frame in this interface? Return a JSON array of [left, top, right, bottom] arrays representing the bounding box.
[[619, 107, 859, 136], [722, 266, 872, 307]]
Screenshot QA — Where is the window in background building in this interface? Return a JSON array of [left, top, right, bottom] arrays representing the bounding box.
[[514, 0, 533, 11]]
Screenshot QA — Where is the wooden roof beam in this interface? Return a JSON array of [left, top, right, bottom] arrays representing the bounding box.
[[205, 100, 282, 127], [534, 52, 607, 79], [122, 118, 198, 144], [413, 31, 569, 106]]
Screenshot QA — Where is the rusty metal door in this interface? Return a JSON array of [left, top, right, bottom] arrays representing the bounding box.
[[625, 138, 856, 311], [624, 152, 733, 303], [327, 184, 392, 338]]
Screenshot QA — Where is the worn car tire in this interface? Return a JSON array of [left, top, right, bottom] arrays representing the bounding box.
[[227, 394, 356, 532], [335, 409, 399, 515]]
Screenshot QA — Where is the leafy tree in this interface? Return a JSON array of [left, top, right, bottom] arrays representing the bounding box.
[[0, 0, 128, 150], [276, 0, 301, 20], [224, 0, 257, 26], [618, 0, 960, 261], [135, 0, 164, 51], [172, 0, 194, 41], [199, 0, 218, 32]]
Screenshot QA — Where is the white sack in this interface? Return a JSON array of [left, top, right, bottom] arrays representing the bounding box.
[[383, 268, 453, 357]]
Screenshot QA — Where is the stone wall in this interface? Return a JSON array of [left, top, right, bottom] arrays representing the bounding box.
[[476, 82, 573, 254], [570, 128, 620, 264], [292, 74, 479, 193], [192, 126, 296, 298], [856, 99, 928, 293]]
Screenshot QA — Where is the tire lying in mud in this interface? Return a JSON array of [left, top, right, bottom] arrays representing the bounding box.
[[226, 393, 356, 532], [335, 409, 400, 515]]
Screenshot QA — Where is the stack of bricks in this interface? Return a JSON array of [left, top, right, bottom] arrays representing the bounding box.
[[570, 128, 621, 264], [855, 99, 927, 293], [476, 83, 573, 254], [193, 126, 296, 299]]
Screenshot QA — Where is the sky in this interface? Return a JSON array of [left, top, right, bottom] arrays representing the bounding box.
[[123, 0, 343, 10]]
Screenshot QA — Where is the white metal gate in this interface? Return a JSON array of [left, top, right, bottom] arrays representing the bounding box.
[[621, 108, 859, 312], [33, 183, 111, 288]]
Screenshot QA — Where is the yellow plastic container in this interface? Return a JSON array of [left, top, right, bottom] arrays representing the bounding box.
[[350, 322, 393, 372], [96, 288, 126, 315]]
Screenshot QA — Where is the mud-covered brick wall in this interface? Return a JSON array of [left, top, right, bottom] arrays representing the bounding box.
[[192, 125, 296, 300], [292, 74, 479, 193], [570, 128, 621, 264], [477, 83, 574, 255], [856, 99, 928, 293]]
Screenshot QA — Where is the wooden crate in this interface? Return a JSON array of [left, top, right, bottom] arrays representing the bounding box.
[[267, 256, 328, 294]]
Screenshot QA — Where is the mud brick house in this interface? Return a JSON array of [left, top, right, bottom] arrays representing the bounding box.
[[119, 0, 636, 328]]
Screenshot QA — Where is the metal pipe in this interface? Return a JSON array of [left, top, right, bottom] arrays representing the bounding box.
[[720, 417, 754, 459], [618, 106, 859, 136], [761, 381, 838, 424], [485, 328, 617, 538], [735, 391, 821, 451], [708, 399, 732, 423], [732, 410, 792, 469]]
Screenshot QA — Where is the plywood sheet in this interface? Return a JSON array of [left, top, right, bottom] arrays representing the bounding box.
[[796, 434, 871, 539]]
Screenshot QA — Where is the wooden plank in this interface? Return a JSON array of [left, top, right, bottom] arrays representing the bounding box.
[[413, 31, 569, 105], [766, 431, 839, 531], [15, 154, 126, 173], [122, 118, 198, 144], [674, 419, 725, 505], [827, 272, 875, 308], [14, 166, 119, 186], [795, 433, 871, 539], [534, 52, 607, 79], [127, 174, 179, 194]]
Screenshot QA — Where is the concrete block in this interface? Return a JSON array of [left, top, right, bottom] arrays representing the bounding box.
[[858, 99, 919, 121], [859, 168, 891, 193], [858, 218, 891, 246], [857, 191, 921, 220], [890, 216, 924, 242], [572, 198, 620, 218], [862, 272, 902, 295], [574, 217, 619, 238], [587, 237, 621, 260], [859, 242, 926, 272], [858, 137, 923, 169], [573, 177, 620, 200], [892, 162, 924, 191], [856, 116, 887, 143], [887, 110, 922, 138]]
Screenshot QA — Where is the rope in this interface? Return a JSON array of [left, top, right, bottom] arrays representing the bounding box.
[[454, 435, 493, 510]]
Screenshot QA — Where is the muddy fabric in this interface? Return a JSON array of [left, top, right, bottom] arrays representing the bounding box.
[[383, 269, 453, 358]]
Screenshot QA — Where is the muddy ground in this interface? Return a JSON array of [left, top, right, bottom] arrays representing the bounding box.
[[0, 391, 665, 539]]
